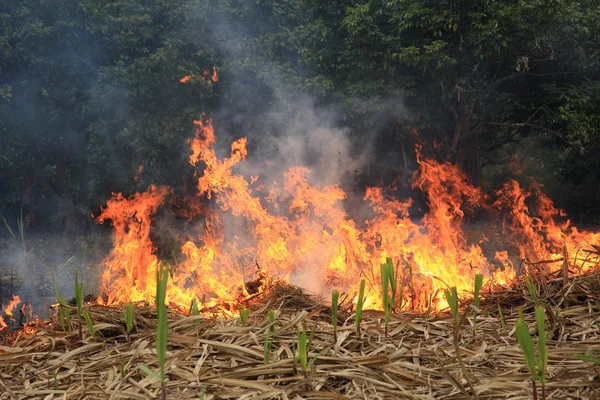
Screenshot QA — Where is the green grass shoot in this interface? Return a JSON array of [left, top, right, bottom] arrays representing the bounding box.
[[380, 259, 393, 337], [515, 310, 548, 399], [535, 305, 548, 387], [125, 303, 134, 334], [473, 273, 483, 332], [297, 328, 308, 372], [574, 350, 600, 365], [331, 290, 339, 341], [526, 276, 538, 303], [263, 335, 272, 364], [444, 286, 459, 323], [264, 311, 276, 364], [239, 304, 250, 326], [74, 270, 84, 338], [3, 210, 25, 251], [498, 304, 507, 333], [139, 263, 169, 394], [355, 279, 366, 335], [82, 311, 95, 338], [155, 264, 169, 383], [267, 310, 276, 333], [52, 275, 71, 331], [190, 299, 199, 316], [516, 313, 536, 379]]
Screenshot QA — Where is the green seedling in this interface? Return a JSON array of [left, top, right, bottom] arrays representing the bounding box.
[[82, 311, 95, 338], [331, 290, 339, 341], [190, 299, 200, 316], [75, 270, 84, 339], [239, 304, 250, 326], [139, 263, 169, 399], [380, 259, 393, 337], [473, 273, 483, 332], [52, 276, 71, 332], [497, 304, 507, 333], [297, 328, 308, 372], [264, 311, 277, 364], [574, 350, 600, 365], [3, 211, 25, 251], [535, 306, 548, 399], [264, 335, 272, 364], [526, 276, 538, 303], [120, 356, 125, 379], [444, 286, 459, 323], [53, 369, 59, 390], [515, 306, 548, 400], [125, 303, 134, 335], [267, 310, 276, 333], [355, 279, 366, 335]]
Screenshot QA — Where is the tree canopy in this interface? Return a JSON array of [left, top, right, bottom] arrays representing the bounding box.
[[1, 0, 599, 229]]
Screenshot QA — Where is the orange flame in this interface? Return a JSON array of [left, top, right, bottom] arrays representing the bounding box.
[[180, 68, 219, 85], [95, 118, 600, 313], [3, 295, 21, 318], [0, 295, 21, 330]]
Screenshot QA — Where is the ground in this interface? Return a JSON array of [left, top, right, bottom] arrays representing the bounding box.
[[1, 277, 600, 399]]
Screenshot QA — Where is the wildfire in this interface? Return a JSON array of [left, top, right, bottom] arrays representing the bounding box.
[[93, 114, 600, 314], [0, 295, 21, 331], [91, 68, 600, 313], [180, 67, 219, 84]]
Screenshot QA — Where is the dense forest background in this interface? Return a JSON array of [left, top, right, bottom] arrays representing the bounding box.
[[1, 0, 600, 233]]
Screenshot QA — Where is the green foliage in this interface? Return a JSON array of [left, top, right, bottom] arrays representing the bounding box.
[[526, 277, 539, 304], [155, 263, 169, 382], [444, 286, 459, 323], [82, 311, 95, 338], [380, 259, 393, 336], [535, 306, 548, 385], [473, 273, 483, 332], [355, 279, 366, 335], [516, 307, 548, 396], [264, 311, 276, 364], [331, 290, 339, 341], [1, 0, 599, 226], [75, 270, 84, 338], [53, 276, 71, 332], [139, 263, 169, 388], [75, 270, 84, 319], [297, 328, 308, 371], [239, 305, 250, 327], [125, 303, 134, 334], [516, 313, 536, 380]]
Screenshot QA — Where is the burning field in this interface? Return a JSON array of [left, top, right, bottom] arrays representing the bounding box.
[[2, 88, 600, 398]]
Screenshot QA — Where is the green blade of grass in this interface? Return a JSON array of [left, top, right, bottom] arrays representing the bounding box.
[[82, 311, 95, 338], [331, 290, 339, 340], [473, 273, 483, 331], [155, 263, 169, 382], [535, 305, 547, 384], [526, 277, 538, 303], [355, 279, 366, 334], [516, 313, 537, 380], [125, 303, 134, 333], [444, 287, 459, 322], [138, 363, 163, 382], [297, 328, 308, 371]]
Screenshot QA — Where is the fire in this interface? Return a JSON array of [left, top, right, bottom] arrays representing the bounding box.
[[0, 295, 21, 331], [180, 67, 219, 85], [95, 118, 600, 313]]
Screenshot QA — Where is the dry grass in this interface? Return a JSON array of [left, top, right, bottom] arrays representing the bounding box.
[[2, 275, 600, 399]]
